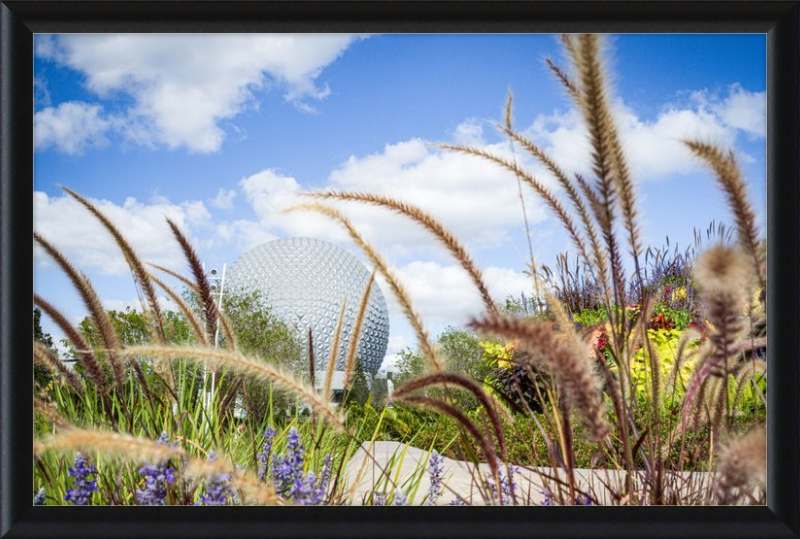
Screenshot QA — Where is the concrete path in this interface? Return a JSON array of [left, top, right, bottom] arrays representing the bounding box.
[[342, 441, 717, 505]]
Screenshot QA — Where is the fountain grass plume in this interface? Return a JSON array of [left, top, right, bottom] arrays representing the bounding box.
[[33, 233, 126, 392], [545, 57, 580, 101], [149, 261, 238, 349], [308, 191, 496, 315], [324, 299, 347, 400], [683, 141, 765, 291], [469, 313, 608, 442], [62, 187, 167, 346], [34, 294, 108, 391], [166, 218, 218, 343], [148, 272, 209, 346], [37, 427, 187, 463], [573, 36, 644, 281], [149, 263, 200, 293], [571, 34, 628, 318], [497, 124, 607, 286], [36, 427, 279, 505], [681, 246, 750, 434], [116, 346, 347, 431], [715, 426, 766, 504], [438, 143, 592, 278], [345, 270, 376, 390], [284, 202, 442, 372], [34, 341, 82, 393]]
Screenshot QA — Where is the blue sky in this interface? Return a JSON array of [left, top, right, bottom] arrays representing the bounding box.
[[33, 34, 767, 370]]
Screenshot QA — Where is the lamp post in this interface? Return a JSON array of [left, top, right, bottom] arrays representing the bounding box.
[[203, 263, 226, 426]]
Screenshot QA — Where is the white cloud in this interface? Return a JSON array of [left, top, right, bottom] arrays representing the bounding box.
[[102, 296, 176, 313], [694, 84, 766, 139], [215, 220, 278, 252], [210, 188, 237, 211], [36, 34, 364, 153], [237, 168, 352, 242], [526, 84, 765, 182], [326, 137, 550, 250], [452, 118, 486, 145], [34, 191, 210, 275], [382, 261, 531, 329], [34, 101, 110, 155]]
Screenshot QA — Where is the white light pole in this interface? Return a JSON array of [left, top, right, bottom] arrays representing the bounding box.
[[203, 263, 226, 427]]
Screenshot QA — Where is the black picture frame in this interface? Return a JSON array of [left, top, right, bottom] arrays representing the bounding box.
[[2, 1, 798, 538]]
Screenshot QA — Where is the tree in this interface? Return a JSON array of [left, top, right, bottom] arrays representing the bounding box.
[[391, 347, 426, 387], [214, 291, 303, 420], [437, 326, 488, 381], [34, 307, 57, 386], [344, 357, 370, 407]]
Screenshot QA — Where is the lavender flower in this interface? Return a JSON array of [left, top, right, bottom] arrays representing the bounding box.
[[427, 450, 444, 505], [33, 487, 46, 506], [392, 491, 408, 506], [63, 452, 98, 505], [270, 428, 332, 505], [136, 431, 177, 506], [196, 451, 233, 506], [448, 497, 467, 506], [488, 460, 519, 505], [273, 428, 305, 499], [372, 492, 387, 506], [539, 487, 593, 506], [257, 426, 276, 481]]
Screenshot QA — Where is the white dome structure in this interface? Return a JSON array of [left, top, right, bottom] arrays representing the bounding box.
[[226, 237, 390, 375]]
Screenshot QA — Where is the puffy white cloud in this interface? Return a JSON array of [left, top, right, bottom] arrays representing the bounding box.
[[326, 138, 550, 250], [35, 34, 364, 153], [34, 101, 110, 155], [694, 84, 766, 139], [380, 261, 531, 330], [237, 168, 349, 241], [526, 84, 765, 182], [210, 188, 237, 211], [214, 220, 278, 252], [34, 191, 211, 275]]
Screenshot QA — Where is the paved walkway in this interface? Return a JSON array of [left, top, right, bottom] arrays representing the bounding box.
[[342, 441, 717, 505]]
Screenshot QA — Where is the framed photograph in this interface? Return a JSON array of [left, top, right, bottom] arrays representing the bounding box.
[[3, 1, 798, 538]]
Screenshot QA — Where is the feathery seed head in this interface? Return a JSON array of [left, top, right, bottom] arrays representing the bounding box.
[[693, 245, 753, 307]]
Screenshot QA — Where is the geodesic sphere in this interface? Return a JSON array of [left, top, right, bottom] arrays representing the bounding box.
[[225, 237, 389, 373]]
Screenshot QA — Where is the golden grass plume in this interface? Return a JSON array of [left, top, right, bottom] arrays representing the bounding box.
[[344, 271, 376, 390], [470, 313, 608, 441], [62, 187, 167, 346], [715, 426, 766, 504], [307, 190, 496, 315]]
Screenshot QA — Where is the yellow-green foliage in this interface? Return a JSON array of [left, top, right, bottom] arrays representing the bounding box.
[[629, 329, 698, 400]]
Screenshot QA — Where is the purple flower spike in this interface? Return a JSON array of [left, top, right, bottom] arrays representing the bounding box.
[[33, 487, 46, 505], [257, 426, 276, 481], [196, 451, 233, 506], [392, 491, 408, 506], [489, 460, 520, 505], [136, 431, 177, 506], [427, 450, 444, 505], [273, 428, 306, 499], [64, 452, 98, 506]]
